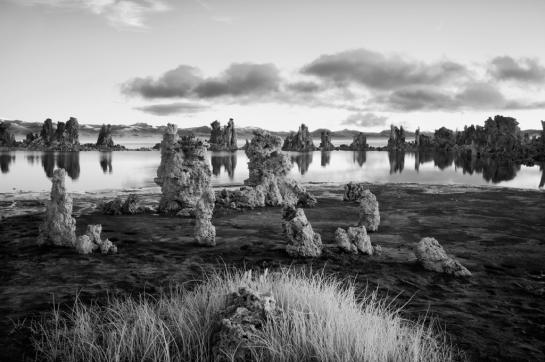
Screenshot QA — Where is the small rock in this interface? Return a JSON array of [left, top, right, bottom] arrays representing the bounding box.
[[415, 237, 471, 277], [75, 235, 94, 255], [335, 226, 372, 255], [282, 204, 322, 257], [358, 190, 380, 232]]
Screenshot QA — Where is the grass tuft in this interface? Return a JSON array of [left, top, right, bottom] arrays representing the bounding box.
[[30, 268, 461, 361]]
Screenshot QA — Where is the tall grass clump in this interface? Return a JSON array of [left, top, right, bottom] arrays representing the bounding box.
[[31, 268, 460, 361]]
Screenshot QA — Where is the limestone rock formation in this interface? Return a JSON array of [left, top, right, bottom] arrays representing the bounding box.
[[121, 194, 139, 215], [282, 204, 322, 257], [0, 121, 16, 147], [434, 127, 456, 151], [358, 190, 380, 232], [335, 226, 373, 255], [30, 118, 80, 151], [209, 118, 237, 151], [415, 237, 471, 277], [343, 182, 368, 201], [75, 224, 117, 255], [350, 132, 368, 151], [211, 287, 277, 362], [155, 124, 212, 214], [38, 168, 77, 246], [194, 189, 216, 246], [387, 125, 406, 151], [282, 123, 316, 151], [64, 117, 79, 145], [40, 118, 55, 145], [216, 186, 266, 209], [96, 124, 115, 148], [414, 128, 432, 148], [319, 130, 335, 151]]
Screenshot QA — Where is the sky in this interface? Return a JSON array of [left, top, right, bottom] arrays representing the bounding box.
[[1, 0, 544, 132]]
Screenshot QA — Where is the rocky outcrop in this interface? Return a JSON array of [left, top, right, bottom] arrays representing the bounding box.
[[75, 224, 117, 255], [64, 117, 79, 145], [434, 127, 456, 151], [30, 118, 80, 151], [99, 194, 143, 215], [387, 125, 406, 151], [211, 287, 277, 362], [415, 237, 471, 277], [194, 189, 216, 246], [414, 128, 432, 148], [96, 124, 115, 148], [38, 168, 76, 246], [335, 226, 373, 255], [0, 121, 16, 147], [155, 124, 212, 214], [358, 190, 380, 232], [282, 204, 322, 257], [209, 118, 237, 151], [282, 123, 316, 152], [40, 119, 55, 145], [343, 182, 367, 201], [319, 130, 335, 151], [350, 132, 368, 151], [217, 130, 316, 209]]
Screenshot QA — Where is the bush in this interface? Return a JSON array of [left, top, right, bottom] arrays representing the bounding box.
[[31, 268, 459, 361]]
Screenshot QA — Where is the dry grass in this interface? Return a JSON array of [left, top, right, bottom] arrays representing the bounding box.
[[30, 268, 460, 361]]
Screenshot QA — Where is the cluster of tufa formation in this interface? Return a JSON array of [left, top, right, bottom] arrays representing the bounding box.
[[335, 226, 373, 255], [38, 168, 77, 246], [216, 130, 317, 209], [349, 132, 368, 151], [75, 224, 117, 255], [96, 124, 115, 148], [155, 124, 212, 215], [414, 128, 432, 148], [415, 237, 471, 277], [27, 118, 81, 151], [319, 130, 335, 151], [282, 123, 316, 152], [209, 118, 237, 151], [211, 286, 277, 362], [0, 121, 16, 147], [387, 125, 406, 151], [282, 204, 322, 257], [343, 183, 381, 232]]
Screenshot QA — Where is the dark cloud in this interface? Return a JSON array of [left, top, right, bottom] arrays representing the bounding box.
[[379, 87, 456, 111], [301, 48, 468, 90], [455, 82, 505, 108], [122, 65, 202, 98], [489, 56, 545, 84], [286, 81, 322, 93], [135, 102, 208, 115], [341, 112, 388, 127], [122, 63, 280, 100]]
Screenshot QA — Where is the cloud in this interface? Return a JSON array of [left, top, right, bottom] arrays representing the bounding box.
[[135, 102, 208, 115], [15, 0, 169, 28], [301, 48, 469, 90], [489, 56, 545, 84], [286, 81, 322, 93], [341, 112, 388, 127], [123, 63, 281, 100]]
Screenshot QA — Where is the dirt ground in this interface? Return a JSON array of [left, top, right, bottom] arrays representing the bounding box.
[[1, 183, 544, 361]]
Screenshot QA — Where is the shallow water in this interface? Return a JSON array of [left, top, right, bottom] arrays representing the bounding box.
[[1, 149, 544, 193]]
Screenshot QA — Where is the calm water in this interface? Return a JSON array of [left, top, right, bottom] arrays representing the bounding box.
[[1, 149, 544, 193]]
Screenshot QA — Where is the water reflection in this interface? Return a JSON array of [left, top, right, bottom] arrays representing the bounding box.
[[100, 152, 113, 174], [414, 150, 433, 172], [56, 152, 80, 180], [0, 152, 15, 173], [352, 151, 366, 166], [291, 152, 313, 175], [388, 151, 405, 174], [433, 151, 455, 170], [540, 164, 545, 188], [211, 152, 237, 179], [321, 151, 331, 167], [41, 152, 55, 177]]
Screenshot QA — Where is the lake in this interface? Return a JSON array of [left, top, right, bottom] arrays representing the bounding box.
[[1, 149, 544, 193]]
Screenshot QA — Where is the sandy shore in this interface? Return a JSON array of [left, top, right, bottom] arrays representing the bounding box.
[[1, 183, 544, 361]]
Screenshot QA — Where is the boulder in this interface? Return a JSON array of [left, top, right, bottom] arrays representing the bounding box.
[[38, 168, 77, 246], [155, 124, 212, 214], [358, 190, 380, 232], [75, 224, 117, 255], [121, 194, 139, 215], [319, 130, 335, 151], [208, 118, 237, 151], [335, 226, 372, 255], [99, 197, 123, 215], [194, 189, 216, 246], [99, 194, 141, 215], [343, 182, 367, 201], [96, 124, 115, 148], [350, 132, 368, 151], [415, 237, 471, 277], [211, 287, 277, 362], [282, 123, 316, 152], [75, 235, 95, 254], [282, 204, 322, 257]]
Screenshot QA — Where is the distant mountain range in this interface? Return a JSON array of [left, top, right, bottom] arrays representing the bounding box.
[[1, 119, 541, 141]]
